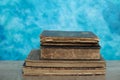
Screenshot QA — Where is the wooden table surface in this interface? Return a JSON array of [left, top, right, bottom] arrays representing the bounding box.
[[0, 61, 119, 80]]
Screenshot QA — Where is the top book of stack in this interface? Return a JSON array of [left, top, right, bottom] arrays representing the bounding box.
[[40, 30, 100, 60], [40, 30, 99, 45]]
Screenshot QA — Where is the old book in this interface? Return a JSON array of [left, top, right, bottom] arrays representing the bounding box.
[[41, 46, 100, 59], [25, 49, 106, 68], [23, 75, 105, 80], [40, 30, 99, 43], [23, 67, 105, 76], [23, 50, 106, 76]]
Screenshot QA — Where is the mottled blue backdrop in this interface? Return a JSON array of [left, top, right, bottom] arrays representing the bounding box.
[[0, 0, 120, 60]]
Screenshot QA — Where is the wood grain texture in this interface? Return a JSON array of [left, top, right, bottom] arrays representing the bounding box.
[[40, 30, 99, 43]]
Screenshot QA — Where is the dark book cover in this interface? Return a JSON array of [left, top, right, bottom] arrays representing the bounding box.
[[40, 30, 99, 43]]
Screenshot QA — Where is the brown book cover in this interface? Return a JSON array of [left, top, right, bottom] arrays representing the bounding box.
[[25, 49, 105, 68], [40, 30, 99, 43], [23, 75, 105, 80], [41, 46, 100, 59], [23, 50, 106, 76], [23, 67, 105, 76]]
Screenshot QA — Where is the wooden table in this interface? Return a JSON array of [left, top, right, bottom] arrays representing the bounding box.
[[0, 61, 119, 80]]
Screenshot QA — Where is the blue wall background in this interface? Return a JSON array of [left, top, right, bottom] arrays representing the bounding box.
[[0, 0, 120, 60]]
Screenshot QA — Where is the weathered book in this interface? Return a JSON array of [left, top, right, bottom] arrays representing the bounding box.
[[23, 75, 105, 80], [25, 49, 106, 68], [23, 67, 105, 76], [23, 50, 106, 76], [41, 46, 101, 59], [40, 30, 99, 43]]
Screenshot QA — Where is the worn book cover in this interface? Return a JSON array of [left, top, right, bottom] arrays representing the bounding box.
[[25, 49, 106, 68], [23, 66, 105, 76], [41, 46, 101, 59], [23, 50, 105, 76], [40, 30, 99, 43]]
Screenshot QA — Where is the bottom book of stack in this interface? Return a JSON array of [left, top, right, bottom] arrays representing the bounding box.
[[22, 50, 106, 80]]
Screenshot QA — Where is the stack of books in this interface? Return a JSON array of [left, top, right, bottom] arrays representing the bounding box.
[[23, 30, 106, 80]]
